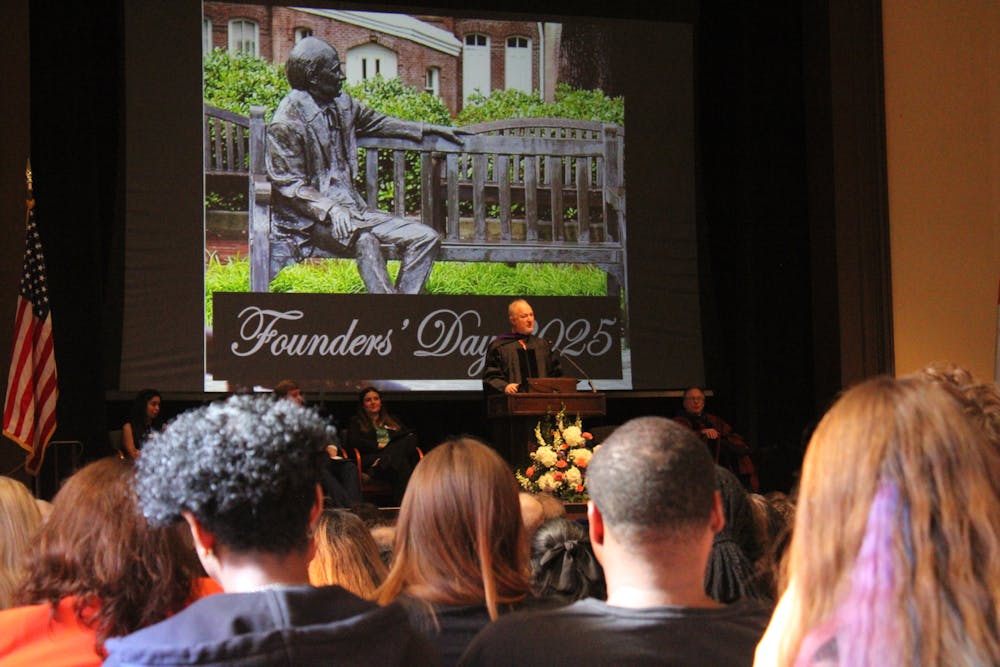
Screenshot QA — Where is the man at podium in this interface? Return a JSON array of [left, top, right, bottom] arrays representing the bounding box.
[[482, 299, 562, 394]]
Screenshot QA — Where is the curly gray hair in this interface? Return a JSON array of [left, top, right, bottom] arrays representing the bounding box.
[[134, 394, 332, 554]]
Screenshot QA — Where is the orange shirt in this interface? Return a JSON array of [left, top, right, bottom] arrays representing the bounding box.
[[0, 597, 101, 666], [0, 578, 222, 665]]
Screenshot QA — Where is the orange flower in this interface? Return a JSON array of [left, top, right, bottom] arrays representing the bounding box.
[[575, 458, 588, 469], [553, 471, 565, 482], [555, 460, 568, 469], [582, 432, 593, 440], [525, 466, 535, 477], [560, 443, 569, 451], [575, 484, 585, 493]]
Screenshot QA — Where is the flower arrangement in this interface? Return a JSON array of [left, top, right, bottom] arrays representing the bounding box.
[[515, 406, 597, 502]]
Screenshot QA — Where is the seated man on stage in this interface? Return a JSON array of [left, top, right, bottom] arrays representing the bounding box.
[[673, 387, 758, 492], [274, 379, 362, 508], [482, 299, 562, 394]]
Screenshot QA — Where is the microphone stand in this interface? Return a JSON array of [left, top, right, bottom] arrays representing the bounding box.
[[554, 347, 597, 393]]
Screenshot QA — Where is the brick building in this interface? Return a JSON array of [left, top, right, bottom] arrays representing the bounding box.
[[203, 3, 555, 116]]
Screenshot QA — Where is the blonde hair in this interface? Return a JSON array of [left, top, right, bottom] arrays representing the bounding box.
[[0, 477, 42, 609], [375, 437, 528, 620], [778, 376, 1000, 666], [308, 509, 387, 598]]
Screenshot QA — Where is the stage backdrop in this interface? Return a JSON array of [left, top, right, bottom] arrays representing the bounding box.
[[120, 0, 702, 394]]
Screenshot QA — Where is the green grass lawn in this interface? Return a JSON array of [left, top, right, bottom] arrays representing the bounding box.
[[205, 254, 608, 326]]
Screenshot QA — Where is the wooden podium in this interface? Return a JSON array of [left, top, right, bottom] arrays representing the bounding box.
[[487, 388, 606, 468]]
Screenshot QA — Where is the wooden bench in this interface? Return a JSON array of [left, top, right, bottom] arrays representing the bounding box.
[[245, 106, 627, 300], [204, 104, 251, 197]]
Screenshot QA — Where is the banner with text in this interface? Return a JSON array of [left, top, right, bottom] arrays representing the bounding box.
[[209, 294, 624, 391]]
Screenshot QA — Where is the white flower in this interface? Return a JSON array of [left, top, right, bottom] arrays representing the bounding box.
[[537, 472, 562, 492], [562, 425, 585, 446], [533, 446, 558, 468], [565, 466, 583, 487], [568, 448, 592, 466]]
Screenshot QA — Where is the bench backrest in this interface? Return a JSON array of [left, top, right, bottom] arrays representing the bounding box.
[[246, 106, 627, 294]]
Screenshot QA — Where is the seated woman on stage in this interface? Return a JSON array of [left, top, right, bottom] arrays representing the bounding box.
[[345, 386, 420, 502], [375, 436, 531, 666], [0, 458, 200, 665], [103, 395, 432, 666], [122, 388, 162, 460]]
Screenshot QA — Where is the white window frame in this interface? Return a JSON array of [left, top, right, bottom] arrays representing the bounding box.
[[227, 18, 259, 57], [202, 17, 213, 54], [504, 35, 532, 93], [425, 66, 441, 97]]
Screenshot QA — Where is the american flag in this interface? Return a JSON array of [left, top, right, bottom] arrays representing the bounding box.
[[3, 200, 58, 475]]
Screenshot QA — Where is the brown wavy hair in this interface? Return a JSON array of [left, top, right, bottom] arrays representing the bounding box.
[[375, 437, 528, 619], [355, 386, 401, 432], [18, 457, 195, 652], [308, 509, 387, 598], [778, 376, 1000, 666]]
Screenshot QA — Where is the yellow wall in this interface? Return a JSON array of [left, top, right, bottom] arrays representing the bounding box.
[[882, 1, 1000, 380]]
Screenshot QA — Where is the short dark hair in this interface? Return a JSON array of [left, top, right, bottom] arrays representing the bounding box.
[[134, 394, 331, 554], [285, 36, 339, 91], [587, 416, 715, 540]]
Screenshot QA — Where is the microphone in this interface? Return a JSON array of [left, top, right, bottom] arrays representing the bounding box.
[[551, 344, 597, 393]]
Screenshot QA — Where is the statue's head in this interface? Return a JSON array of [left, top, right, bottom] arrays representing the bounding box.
[[286, 36, 345, 103]]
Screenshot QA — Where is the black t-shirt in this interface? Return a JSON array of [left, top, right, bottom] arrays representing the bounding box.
[[459, 597, 772, 667]]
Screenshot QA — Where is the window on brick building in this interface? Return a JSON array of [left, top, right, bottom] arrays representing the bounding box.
[[294, 27, 312, 43], [346, 43, 398, 84], [462, 33, 490, 105], [425, 67, 441, 97], [227, 19, 258, 57], [202, 17, 213, 54], [504, 36, 532, 93]]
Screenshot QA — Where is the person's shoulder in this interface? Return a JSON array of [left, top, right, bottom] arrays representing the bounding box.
[[458, 599, 611, 666], [272, 90, 320, 125]]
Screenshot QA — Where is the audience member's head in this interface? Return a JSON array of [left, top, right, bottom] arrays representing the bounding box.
[[0, 477, 43, 609], [534, 492, 566, 521], [376, 436, 528, 620], [134, 395, 331, 589], [309, 509, 388, 598], [519, 492, 545, 536], [17, 458, 195, 649], [309, 508, 387, 598], [748, 493, 788, 600], [916, 362, 1000, 453], [704, 466, 769, 603], [530, 518, 605, 603], [779, 376, 1000, 666], [369, 524, 396, 569], [588, 416, 718, 546], [586, 416, 724, 609]]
